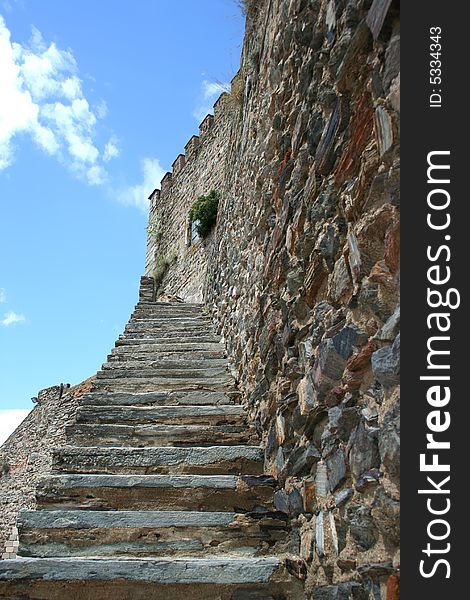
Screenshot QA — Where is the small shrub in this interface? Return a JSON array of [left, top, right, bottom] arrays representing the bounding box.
[[147, 216, 161, 242], [230, 74, 246, 107], [153, 253, 177, 292], [236, 0, 260, 19], [188, 190, 220, 238]]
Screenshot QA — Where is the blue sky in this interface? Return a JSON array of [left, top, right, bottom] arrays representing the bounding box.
[[0, 0, 244, 440]]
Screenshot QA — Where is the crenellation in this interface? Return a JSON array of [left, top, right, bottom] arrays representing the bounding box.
[[144, 87, 236, 298], [184, 135, 200, 158], [198, 113, 214, 138], [148, 188, 160, 207], [213, 92, 230, 118], [172, 154, 186, 176], [160, 172, 173, 195]]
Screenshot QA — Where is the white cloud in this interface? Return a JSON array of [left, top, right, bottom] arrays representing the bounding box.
[[0, 16, 110, 183], [1, 310, 25, 326], [103, 136, 119, 162], [86, 164, 107, 186], [116, 157, 165, 212], [0, 409, 31, 446], [193, 79, 229, 122], [95, 99, 108, 120], [0, 289, 5, 303]]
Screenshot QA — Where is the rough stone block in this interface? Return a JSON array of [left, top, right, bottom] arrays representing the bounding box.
[[371, 334, 400, 387]]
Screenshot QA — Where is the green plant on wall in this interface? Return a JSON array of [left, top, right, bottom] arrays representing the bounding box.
[[147, 216, 161, 242], [188, 190, 220, 238], [153, 253, 177, 292]]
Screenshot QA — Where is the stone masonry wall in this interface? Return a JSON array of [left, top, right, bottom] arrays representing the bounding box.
[[145, 92, 238, 302], [0, 379, 92, 555], [151, 0, 400, 596]]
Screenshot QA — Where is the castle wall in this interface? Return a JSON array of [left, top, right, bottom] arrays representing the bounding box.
[[0, 380, 92, 554], [145, 93, 237, 302], [153, 0, 400, 595]]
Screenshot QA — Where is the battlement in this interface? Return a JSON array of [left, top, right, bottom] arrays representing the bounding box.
[[160, 172, 173, 195], [185, 135, 200, 159], [172, 154, 186, 176], [148, 188, 160, 211], [149, 87, 236, 206], [144, 84, 237, 296]]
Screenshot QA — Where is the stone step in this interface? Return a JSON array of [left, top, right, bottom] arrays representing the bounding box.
[[137, 301, 203, 308], [79, 390, 237, 407], [91, 376, 234, 393], [127, 316, 212, 325], [130, 313, 209, 323], [107, 350, 226, 363], [102, 358, 228, 370], [36, 474, 278, 511], [132, 308, 205, 316], [65, 423, 255, 447], [124, 326, 213, 337], [116, 334, 220, 344], [129, 318, 211, 326], [125, 317, 211, 325], [52, 445, 264, 475], [75, 405, 245, 426], [118, 332, 220, 343], [114, 338, 223, 349], [111, 342, 225, 355], [17, 509, 290, 558], [0, 557, 305, 600], [96, 367, 230, 380]]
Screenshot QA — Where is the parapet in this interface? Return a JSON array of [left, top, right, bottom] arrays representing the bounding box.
[[214, 92, 231, 118], [199, 114, 214, 138], [148, 188, 160, 209], [147, 86, 236, 203], [160, 172, 173, 195], [185, 135, 200, 159], [172, 154, 186, 176]]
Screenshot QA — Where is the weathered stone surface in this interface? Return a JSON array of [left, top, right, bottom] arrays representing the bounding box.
[[0, 381, 93, 556], [349, 421, 380, 480], [357, 561, 394, 578], [378, 404, 400, 477], [80, 390, 233, 406], [0, 556, 284, 584], [346, 505, 379, 551], [376, 305, 400, 342], [18, 509, 289, 558], [312, 581, 367, 600], [286, 445, 320, 477], [386, 574, 400, 600], [371, 335, 400, 387], [66, 422, 254, 447], [53, 445, 264, 475], [316, 339, 347, 381], [335, 488, 353, 508], [273, 488, 303, 518], [297, 376, 317, 416], [91, 375, 234, 393], [366, 0, 393, 40], [74, 404, 244, 426], [326, 448, 346, 491], [371, 487, 400, 548], [36, 474, 277, 512]]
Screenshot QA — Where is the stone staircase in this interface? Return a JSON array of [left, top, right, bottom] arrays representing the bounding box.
[[0, 279, 304, 599]]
